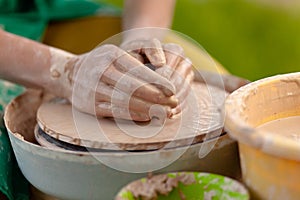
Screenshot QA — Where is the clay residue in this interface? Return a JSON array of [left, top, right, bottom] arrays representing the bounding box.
[[50, 69, 61, 78], [49, 47, 75, 98], [257, 116, 300, 141], [280, 76, 300, 90], [4, 89, 54, 143], [204, 190, 217, 200], [220, 179, 248, 194], [14, 133, 24, 140], [122, 173, 195, 200]]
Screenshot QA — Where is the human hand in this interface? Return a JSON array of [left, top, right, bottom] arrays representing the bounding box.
[[49, 44, 178, 121], [121, 39, 194, 114]]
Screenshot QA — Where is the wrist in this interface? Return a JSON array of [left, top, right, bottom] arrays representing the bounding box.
[[121, 28, 166, 45], [48, 47, 77, 99]]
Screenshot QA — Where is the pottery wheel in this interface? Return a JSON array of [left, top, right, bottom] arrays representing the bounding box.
[[36, 82, 228, 151]]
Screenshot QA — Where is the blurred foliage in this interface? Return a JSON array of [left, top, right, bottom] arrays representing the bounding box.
[[97, 0, 300, 80], [173, 0, 300, 80]]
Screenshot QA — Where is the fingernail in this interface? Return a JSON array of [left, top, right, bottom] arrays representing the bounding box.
[[168, 96, 178, 108], [162, 87, 174, 97]]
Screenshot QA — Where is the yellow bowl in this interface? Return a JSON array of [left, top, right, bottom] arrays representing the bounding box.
[[225, 72, 300, 200]]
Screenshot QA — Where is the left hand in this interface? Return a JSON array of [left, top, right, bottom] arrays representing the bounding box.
[[49, 44, 177, 121], [121, 38, 194, 115]]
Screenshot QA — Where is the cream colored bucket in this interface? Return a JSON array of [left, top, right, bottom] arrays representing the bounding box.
[[225, 72, 300, 200]]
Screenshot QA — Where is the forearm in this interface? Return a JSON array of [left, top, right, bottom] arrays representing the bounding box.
[[0, 30, 75, 96], [122, 0, 176, 41]]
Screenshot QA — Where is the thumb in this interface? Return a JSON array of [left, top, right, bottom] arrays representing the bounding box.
[[144, 38, 166, 67]]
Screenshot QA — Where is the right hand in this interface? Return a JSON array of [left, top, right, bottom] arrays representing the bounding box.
[[50, 44, 178, 121], [121, 39, 194, 115]]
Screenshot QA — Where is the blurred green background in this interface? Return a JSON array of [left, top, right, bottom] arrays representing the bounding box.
[[102, 0, 300, 81]]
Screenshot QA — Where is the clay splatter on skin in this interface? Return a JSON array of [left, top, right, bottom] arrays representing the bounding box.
[[49, 47, 75, 85]]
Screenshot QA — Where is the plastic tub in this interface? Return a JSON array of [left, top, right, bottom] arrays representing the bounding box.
[[225, 72, 300, 200]]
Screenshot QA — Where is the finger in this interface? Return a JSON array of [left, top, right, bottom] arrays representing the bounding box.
[[96, 102, 150, 121], [176, 72, 194, 103], [101, 66, 178, 108], [95, 83, 172, 118], [114, 52, 176, 96], [120, 40, 144, 54], [155, 65, 174, 81], [170, 58, 194, 92], [155, 43, 185, 80], [96, 102, 171, 122], [163, 43, 185, 67], [171, 72, 194, 115], [143, 38, 166, 67], [171, 101, 184, 116]]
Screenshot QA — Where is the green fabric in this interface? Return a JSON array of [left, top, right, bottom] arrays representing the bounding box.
[[0, 1, 120, 199], [0, 81, 26, 200], [0, 0, 120, 40]]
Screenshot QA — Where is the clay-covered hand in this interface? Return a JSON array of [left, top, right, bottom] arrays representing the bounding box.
[[121, 39, 194, 114], [49, 44, 178, 121]]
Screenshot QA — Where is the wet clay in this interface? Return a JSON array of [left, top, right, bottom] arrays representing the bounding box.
[[36, 82, 228, 151], [116, 173, 196, 200], [257, 116, 300, 142], [49, 47, 74, 80]]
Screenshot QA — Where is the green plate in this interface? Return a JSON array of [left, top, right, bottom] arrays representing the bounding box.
[[115, 172, 249, 200]]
